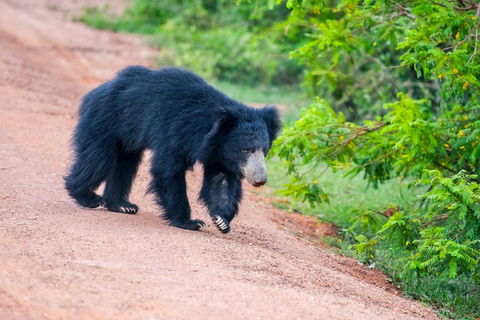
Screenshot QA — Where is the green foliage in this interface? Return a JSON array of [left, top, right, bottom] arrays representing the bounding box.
[[410, 171, 480, 279], [350, 234, 378, 261], [279, 0, 443, 119], [268, 0, 480, 317], [151, 25, 279, 86], [80, 0, 305, 88]]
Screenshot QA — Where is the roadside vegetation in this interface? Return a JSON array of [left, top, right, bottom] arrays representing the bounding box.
[[80, 1, 480, 318]]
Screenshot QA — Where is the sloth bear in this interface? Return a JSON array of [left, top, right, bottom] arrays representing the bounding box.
[[65, 66, 281, 233]]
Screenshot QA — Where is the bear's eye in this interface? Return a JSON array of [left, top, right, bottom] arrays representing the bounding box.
[[242, 148, 255, 154]]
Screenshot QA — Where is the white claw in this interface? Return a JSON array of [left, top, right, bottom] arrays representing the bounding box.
[[119, 207, 125, 213], [212, 216, 228, 231]]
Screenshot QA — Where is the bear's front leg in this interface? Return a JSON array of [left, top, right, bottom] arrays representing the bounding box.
[[150, 163, 206, 230], [200, 165, 242, 233]]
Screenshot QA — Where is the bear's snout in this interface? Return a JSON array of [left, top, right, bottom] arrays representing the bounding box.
[[242, 150, 267, 187]]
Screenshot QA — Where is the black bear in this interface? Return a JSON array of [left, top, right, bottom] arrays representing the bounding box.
[[65, 66, 281, 233]]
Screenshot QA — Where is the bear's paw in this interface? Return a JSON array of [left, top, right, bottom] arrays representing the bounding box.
[[212, 215, 230, 234]]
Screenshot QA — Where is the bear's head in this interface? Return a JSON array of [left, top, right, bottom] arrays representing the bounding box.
[[199, 105, 281, 187]]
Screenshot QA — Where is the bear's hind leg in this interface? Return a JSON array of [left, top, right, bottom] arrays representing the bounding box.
[[65, 138, 117, 209], [103, 148, 143, 214]]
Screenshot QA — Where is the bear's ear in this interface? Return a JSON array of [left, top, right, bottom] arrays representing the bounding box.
[[259, 106, 282, 143], [196, 110, 238, 163], [217, 109, 238, 132]]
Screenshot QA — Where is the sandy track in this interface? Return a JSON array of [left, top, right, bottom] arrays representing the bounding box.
[[0, 1, 437, 319]]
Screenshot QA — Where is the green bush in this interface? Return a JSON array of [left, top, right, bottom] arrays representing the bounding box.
[[80, 0, 305, 88], [269, 0, 480, 317], [152, 24, 280, 86]]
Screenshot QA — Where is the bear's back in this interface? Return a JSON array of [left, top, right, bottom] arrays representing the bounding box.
[[113, 66, 232, 114], [108, 67, 238, 153]]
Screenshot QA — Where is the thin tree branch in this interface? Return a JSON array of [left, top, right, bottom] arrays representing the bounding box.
[[327, 123, 386, 157], [397, 4, 416, 20], [433, 160, 457, 173], [367, 209, 392, 219], [469, 27, 478, 62], [468, 3, 480, 62], [455, 3, 480, 51], [431, 0, 476, 11]]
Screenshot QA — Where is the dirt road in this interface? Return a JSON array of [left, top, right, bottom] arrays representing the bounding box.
[[0, 1, 438, 319]]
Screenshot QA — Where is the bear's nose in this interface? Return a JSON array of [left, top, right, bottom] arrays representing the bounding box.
[[253, 177, 267, 187]]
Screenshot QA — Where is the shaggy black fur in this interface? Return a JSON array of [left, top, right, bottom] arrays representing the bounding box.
[[65, 66, 281, 232]]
